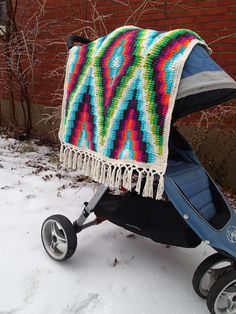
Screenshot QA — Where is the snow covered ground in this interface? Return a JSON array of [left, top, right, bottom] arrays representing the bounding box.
[[0, 136, 216, 314]]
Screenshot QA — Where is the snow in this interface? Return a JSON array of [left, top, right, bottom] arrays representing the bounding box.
[[0, 136, 214, 314]]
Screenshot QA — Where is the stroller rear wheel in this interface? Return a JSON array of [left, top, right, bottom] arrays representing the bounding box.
[[41, 214, 77, 261], [192, 253, 234, 299], [207, 269, 236, 314]]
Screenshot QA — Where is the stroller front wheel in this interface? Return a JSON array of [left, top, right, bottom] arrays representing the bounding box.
[[207, 269, 236, 314], [41, 214, 77, 261], [192, 253, 234, 299]]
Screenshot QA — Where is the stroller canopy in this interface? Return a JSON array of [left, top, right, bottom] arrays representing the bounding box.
[[174, 45, 236, 119]]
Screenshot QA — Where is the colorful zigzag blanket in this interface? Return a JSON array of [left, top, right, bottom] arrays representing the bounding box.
[[59, 26, 208, 199]]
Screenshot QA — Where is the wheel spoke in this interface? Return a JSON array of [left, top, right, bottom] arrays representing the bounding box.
[[50, 239, 57, 252], [228, 300, 236, 312], [210, 264, 233, 281], [200, 270, 216, 294], [49, 222, 66, 250], [222, 291, 235, 300], [208, 270, 216, 287], [51, 222, 57, 236], [55, 232, 66, 245], [219, 265, 233, 274], [218, 289, 236, 312], [53, 223, 66, 243]]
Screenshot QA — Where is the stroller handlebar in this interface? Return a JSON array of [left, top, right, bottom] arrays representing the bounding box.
[[66, 34, 92, 50]]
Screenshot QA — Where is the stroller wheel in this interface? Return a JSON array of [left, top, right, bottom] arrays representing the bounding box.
[[41, 214, 77, 261], [207, 269, 236, 314], [192, 253, 234, 299]]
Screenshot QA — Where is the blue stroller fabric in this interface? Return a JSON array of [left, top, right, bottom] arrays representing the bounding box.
[[179, 45, 236, 99]]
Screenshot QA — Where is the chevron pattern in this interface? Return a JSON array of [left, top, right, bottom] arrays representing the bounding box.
[[60, 26, 207, 198]]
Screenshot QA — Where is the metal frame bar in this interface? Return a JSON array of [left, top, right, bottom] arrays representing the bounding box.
[[73, 184, 108, 233]]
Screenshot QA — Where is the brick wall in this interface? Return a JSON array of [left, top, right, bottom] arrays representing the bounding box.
[[96, 0, 236, 79], [1, 0, 236, 107]]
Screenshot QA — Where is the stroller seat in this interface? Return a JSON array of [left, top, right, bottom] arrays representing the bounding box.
[[166, 160, 217, 221]]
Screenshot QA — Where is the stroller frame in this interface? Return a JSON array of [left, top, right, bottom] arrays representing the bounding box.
[[41, 33, 236, 314], [73, 184, 108, 233], [41, 127, 236, 314]]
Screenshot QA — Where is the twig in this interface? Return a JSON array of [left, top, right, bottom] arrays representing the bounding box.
[[209, 33, 236, 45]]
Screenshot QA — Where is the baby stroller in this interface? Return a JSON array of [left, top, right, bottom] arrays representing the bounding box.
[[41, 36, 236, 314]]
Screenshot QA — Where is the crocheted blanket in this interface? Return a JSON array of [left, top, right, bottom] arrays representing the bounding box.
[[59, 26, 208, 199]]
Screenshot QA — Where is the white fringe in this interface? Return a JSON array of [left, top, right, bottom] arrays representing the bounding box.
[[115, 167, 122, 188], [100, 163, 106, 183], [72, 152, 78, 170], [85, 156, 92, 176], [156, 173, 164, 200], [81, 155, 87, 173], [143, 172, 154, 198], [110, 166, 117, 187], [105, 165, 112, 186], [68, 150, 73, 168], [135, 171, 142, 194], [62, 149, 69, 169], [94, 159, 100, 181], [60, 144, 165, 199], [59, 145, 65, 162]]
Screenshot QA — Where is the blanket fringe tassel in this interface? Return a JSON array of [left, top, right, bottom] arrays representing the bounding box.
[[60, 145, 165, 200]]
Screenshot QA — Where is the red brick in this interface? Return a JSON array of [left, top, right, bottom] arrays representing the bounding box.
[[192, 7, 228, 16], [228, 6, 236, 12], [166, 10, 188, 19], [200, 22, 229, 30], [218, 52, 236, 59], [219, 0, 236, 5], [200, 0, 219, 8], [212, 44, 236, 52], [169, 17, 196, 25], [140, 12, 166, 21], [216, 37, 236, 44]]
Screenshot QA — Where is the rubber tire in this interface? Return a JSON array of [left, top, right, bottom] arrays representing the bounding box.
[[41, 214, 77, 261], [207, 269, 236, 314], [192, 253, 233, 299]]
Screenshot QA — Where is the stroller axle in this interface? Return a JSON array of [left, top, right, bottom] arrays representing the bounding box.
[[73, 216, 106, 233]]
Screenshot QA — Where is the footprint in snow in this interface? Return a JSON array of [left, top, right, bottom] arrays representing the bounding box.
[[25, 194, 37, 200], [63, 293, 106, 314], [22, 269, 40, 304], [0, 309, 21, 314]]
